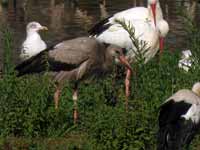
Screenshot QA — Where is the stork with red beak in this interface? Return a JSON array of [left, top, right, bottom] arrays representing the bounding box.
[[89, 0, 169, 107], [15, 37, 133, 124]]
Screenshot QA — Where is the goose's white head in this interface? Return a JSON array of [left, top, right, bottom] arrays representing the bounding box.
[[192, 82, 200, 96], [26, 22, 48, 35], [157, 19, 169, 50]]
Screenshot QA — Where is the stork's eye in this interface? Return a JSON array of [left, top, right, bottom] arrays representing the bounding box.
[[115, 50, 120, 55]]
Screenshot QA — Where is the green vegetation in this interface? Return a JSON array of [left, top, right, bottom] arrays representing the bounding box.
[[0, 20, 200, 150]]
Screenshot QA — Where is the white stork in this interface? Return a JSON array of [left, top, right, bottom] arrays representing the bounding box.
[[16, 37, 132, 123], [88, 0, 169, 104], [158, 82, 200, 150]]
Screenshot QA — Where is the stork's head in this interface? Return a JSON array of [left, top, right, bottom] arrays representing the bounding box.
[[157, 19, 169, 51], [192, 82, 200, 96], [148, 0, 158, 26], [107, 45, 132, 72], [26, 22, 48, 34]]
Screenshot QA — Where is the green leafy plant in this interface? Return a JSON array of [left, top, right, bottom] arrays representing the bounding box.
[[115, 19, 150, 64]]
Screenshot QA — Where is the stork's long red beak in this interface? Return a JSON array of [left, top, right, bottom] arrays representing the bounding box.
[[159, 37, 164, 55], [151, 4, 156, 26], [118, 55, 132, 72]]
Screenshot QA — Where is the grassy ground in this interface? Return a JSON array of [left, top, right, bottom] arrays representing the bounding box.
[[0, 19, 200, 149]]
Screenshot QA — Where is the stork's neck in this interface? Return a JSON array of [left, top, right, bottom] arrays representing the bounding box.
[[192, 84, 200, 97], [157, 19, 169, 38]]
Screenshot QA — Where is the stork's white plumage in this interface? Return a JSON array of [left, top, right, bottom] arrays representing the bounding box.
[[92, 19, 169, 63], [20, 22, 48, 60], [89, 0, 169, 63], [112, 0, 163, 26], [88, 0, 169, 108], [158, 82, 200, 150]]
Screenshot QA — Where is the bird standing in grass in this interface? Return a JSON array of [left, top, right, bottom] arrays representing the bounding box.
[[88, 0, 169, 110], [88, 0, 166, 52], [158, 82, 200, 150], [20, 22, 48, 60], [15, 37, 132, 124], [89, 18, 169, 109]]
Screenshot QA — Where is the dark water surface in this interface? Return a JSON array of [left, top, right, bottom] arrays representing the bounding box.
[[0, 0, 199, 64]]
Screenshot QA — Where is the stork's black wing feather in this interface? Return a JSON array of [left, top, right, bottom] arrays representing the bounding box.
[[159, 100, 192, 127], [88, 15, 113, 36]]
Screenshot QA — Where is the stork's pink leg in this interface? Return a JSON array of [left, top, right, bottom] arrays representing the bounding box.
[[73, 84, 78, 124], [54, 85, 61, 109], [159, 37, 164, 57], [125, 69, 131, 111]]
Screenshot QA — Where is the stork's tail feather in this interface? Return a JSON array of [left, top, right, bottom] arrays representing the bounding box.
[[157, 127, 167, 150], [157, 125, 180, 150], [157, 119, 195, 150]]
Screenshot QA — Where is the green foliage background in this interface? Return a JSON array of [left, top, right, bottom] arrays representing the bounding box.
[[0, 19, 200, 150]]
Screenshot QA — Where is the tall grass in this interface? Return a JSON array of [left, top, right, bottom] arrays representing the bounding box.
[[0, 18, 200, 149], [1, 27, 14, 76]]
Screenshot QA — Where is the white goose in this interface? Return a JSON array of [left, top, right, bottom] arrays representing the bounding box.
[[20, 22, 48, 60]]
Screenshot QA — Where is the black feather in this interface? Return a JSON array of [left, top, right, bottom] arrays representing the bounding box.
[[157, 118, 197, 150], [15, 49, 50, 76], [15, 45, 78, 76], [159, 100, 192, 127], [157, 100, 196, 150], [88, 15, 113, 36]]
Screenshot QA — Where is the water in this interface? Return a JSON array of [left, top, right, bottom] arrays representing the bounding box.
[[0, 0, 199, 65]]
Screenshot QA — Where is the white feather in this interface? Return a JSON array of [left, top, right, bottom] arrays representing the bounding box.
[[96, 20, 160, 63], [20, 32, 46, 60], [181, 104, 200, 124], [20, 22, 47, 60], [93, 0, 169, 63], [178, 50, 193, 72], [110, 0, 163, 25]]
